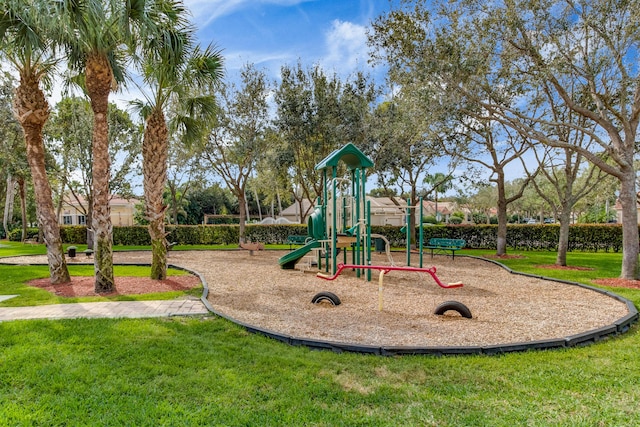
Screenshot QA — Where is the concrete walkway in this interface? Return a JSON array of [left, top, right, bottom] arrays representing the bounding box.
[[0, 298, 210, 322]]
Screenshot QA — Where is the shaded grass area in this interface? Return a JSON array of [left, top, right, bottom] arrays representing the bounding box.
[[1, 241, 640, 424]]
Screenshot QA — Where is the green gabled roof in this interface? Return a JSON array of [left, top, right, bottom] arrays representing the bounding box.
[[314, 143, 374, 171]]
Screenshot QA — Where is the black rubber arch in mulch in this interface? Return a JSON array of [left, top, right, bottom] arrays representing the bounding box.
[[193, 257, 639, 357]]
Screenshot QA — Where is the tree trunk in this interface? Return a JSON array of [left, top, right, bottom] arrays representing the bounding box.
[[434, 191, 438, 222], [297, 199, 303, 223], [496, 180, 508, 256], [556, 208, 572, 266], [254, 187, 262, 221], [245, 193, 250, 222], [277, 189, 282, 217], [86, 53, 114, 293], [170, 186, 179, 225], [13, 72, 70, 284], [17, 177, 27, 242], [238, 191, 247, 243], [143, 108, 168, 280], [86, 200, 94, 249], [618, 171, 639, 279], [4, 174, 16, 235]]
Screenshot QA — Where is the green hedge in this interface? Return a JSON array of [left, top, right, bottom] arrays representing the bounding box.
[[245, 224, 308, 244], [29, 223, 625, 253], [61, 226, 87, 244], [166, 225, 238, 245], [413, 224, 624, 252], [8, 228, 39, 241]]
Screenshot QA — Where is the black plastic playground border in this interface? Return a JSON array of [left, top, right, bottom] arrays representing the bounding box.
[[2, 254, 637, 356], [194, 254, 638, 356]]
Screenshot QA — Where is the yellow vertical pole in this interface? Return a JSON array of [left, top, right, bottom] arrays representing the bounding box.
[[378, 270, 384, 311]]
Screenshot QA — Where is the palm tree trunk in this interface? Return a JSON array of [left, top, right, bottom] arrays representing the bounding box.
[[17, 176, 27, 242], [86, 53, 115, 293], [4, 174, 16, 235], [143, 108, 168, 280], [13, 73, 70, 284], [86, 201, 94, 249]]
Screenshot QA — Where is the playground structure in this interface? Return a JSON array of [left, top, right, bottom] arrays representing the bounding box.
[[278, 143, 375, 278], [277, 143, 443, 277]]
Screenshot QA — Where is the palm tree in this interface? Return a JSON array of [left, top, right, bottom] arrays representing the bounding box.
[[55, 0, 159, 292], [0, 0, 71, 284], [134, 4, 223, 279], [423, 173, 454, 222]]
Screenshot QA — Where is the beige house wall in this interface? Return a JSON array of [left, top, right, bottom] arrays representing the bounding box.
[[59, 195, 138, 227], [269, 197, 472, 226]]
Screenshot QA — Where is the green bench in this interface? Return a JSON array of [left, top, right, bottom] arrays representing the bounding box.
[[287, 235, 310, 250], [424, 238, 466, 260]]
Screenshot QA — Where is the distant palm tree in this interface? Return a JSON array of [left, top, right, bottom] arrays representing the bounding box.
[[55, 0, 158, 292], [133, 2, 223, 279], [0, 0, 71, 284], [423, 173, 453, 222]]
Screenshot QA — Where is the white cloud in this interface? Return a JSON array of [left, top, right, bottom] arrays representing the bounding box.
[[185, 0, 245, 28], [185, 0, 313, 29], [321, 19, 369, 75]]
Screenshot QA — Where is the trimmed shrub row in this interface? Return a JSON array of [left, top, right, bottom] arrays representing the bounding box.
[[415, 224, 624, 252], [9, 223, 627, 253]]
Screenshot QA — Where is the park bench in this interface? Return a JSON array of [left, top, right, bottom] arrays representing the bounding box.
[[287, 235, 309, 250], [424, 238, 466, 260]]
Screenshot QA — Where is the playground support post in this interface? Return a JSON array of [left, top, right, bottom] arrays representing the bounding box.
[[355, 169, 361, 278], [419, 197, 424, 268], [378, 269, 384, 311], [366, 199, 372, 281], [406, 198, 411, 266], [403, 198, 425, 268], [322, 170, 328, 272]]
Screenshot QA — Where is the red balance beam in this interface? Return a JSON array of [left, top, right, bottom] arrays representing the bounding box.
[[316, 263, 463, 288]]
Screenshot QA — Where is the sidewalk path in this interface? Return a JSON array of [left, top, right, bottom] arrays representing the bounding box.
[[0, 298, 210, 322]]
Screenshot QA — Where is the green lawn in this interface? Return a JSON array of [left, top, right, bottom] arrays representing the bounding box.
[[460, 248, 624, 285], [0, 241, 202, 306], [1, 242, 639, 425]]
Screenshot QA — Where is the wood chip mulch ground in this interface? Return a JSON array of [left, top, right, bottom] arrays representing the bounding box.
[[3, 250, 634, 348]]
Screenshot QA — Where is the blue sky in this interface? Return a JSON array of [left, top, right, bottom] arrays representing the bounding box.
[[184, 0, 392, 84]]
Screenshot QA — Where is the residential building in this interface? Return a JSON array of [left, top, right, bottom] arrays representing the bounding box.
[[279, 196, 470, 225], [614, 198, 638, 224], [59, 194, 139, 227]]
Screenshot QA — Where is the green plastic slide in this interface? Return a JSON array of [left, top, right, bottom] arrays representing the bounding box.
[[278, 240, 321, 269]]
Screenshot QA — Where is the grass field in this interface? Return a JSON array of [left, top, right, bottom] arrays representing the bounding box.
[[0, 242, 202, 306], [1, 242, 639, 426]]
